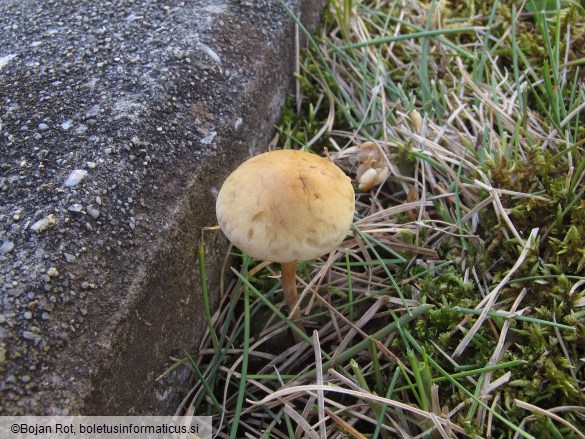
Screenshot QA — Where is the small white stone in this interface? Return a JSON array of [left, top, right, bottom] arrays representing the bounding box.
[[22, 332, 42, 346], [47, 267, 59, 277], [30, 214, 57, 232], [201, 131, 216, 145], [0, 241, 14, 254], [61, 119, 73, 130], [86, 206, 100, 219], [64, 169, 87, 187], [0, 54, 16, 71], [200, 44, 221, 64], [68, 204, 83, 212]]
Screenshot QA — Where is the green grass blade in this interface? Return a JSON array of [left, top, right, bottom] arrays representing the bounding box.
[[198, 234, 219, 352], [229, 259, 251, 439]]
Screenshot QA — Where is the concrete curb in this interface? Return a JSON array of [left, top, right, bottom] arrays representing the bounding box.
[[0, 0, 324, 415]]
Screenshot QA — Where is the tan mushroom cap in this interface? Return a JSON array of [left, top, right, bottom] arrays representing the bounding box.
[[216, 149, 355, 263]]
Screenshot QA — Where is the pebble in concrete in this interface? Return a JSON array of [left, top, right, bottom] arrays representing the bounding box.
[[64, 170, 88, 187], [29, 214, 57, 233], [0, 242, 14, 254]]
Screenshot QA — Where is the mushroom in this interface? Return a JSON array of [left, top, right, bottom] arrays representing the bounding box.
[[355, 141, 390, 192], [216, 149, 355, 338]]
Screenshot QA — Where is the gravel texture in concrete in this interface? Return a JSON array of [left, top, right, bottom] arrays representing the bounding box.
[[0, 0, 323, 414]]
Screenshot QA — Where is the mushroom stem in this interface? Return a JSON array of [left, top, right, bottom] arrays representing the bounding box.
[[281, 261, 306, 340]]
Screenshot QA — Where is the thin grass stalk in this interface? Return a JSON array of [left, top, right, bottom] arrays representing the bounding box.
[[450, 306, 576, 331], [198, 230, 219, 352], [313, 330, 327, 439], [229, 259, 251, 439]]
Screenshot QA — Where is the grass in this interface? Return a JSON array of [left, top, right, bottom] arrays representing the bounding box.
[[176, 0, 585, 437]]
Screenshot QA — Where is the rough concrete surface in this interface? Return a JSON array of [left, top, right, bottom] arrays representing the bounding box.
[[0, 0, 324, 415]]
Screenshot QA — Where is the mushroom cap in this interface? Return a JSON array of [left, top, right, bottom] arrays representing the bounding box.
[[216, 149, 355, 263]]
